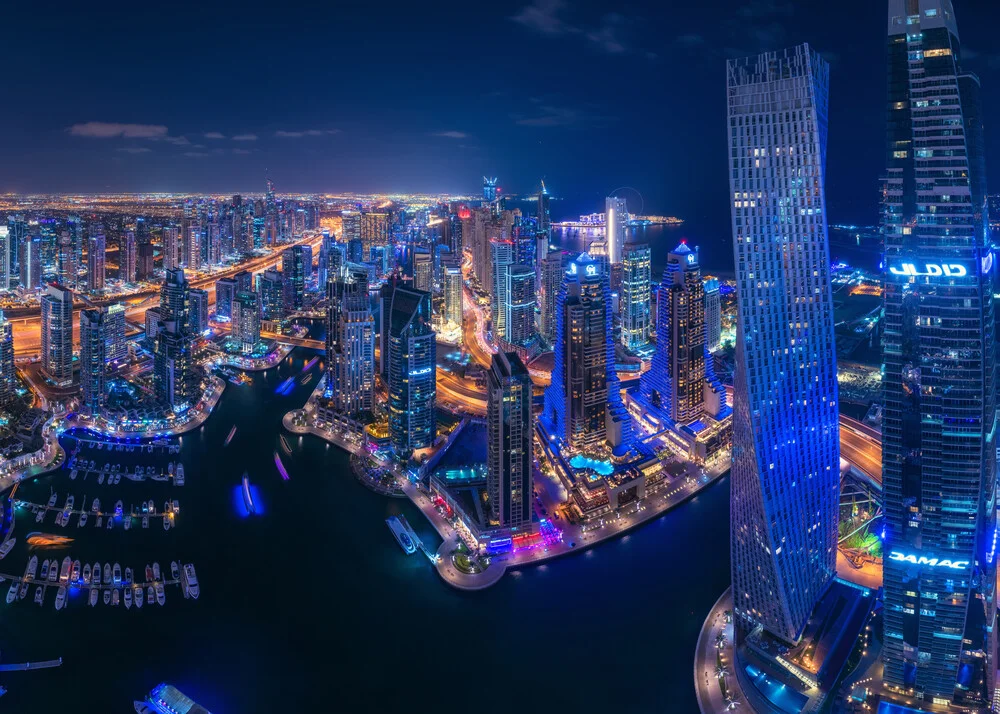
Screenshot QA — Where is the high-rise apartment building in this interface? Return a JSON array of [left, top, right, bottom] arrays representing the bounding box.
[[387, 286, 436, 457], [231, 291, 260, 354], [412, 249, 433, 293], [620, 242, 652, 352], [360, 211, 389, 260], [18, 234, 42, 291], [281, 246, 307, 311], [188, 288, 209, 335], [727, 44, 839, 644], [40, 283, 74, 386], [162, 226, 180, 271], [326, 267, 375, 419], [487, 352, 533, 530], [88, 231, 106, 291], [104, 303, 126, 363], [605, 196, 628, 265], [258, 269, 284, 321], [504, 265, 536, 347], [537, 182, 551, 233], [79, 308, 107, 416], [215, 277, 236, 321], [0, 311, 15, 406], [122, 230, 137, 283], [442, 255, 463, 331], [703, 277, 722, 353], [880, 2, 996, 707], [539, 250, 564, 343]]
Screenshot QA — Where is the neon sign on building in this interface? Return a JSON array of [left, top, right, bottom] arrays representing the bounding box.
[[888, 262, 968, 278], [889, 550, 970, 570]]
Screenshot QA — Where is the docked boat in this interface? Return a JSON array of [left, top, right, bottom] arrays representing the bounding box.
[[34, 510, 44, 523], [170, 562, 179, 581], [18, 581, 27, 600], [164, 500, 172, 515], [280, 435, 292, 455], [40, 560, 50, 580], [152, 562, 161, 581], [124, 586, 132, 609], [386, 516, 417, 554], [163, 514, 171, 531], [95, 515, 103, 528], [78, 512, 88, 527], [142, 516, 148, 529], [6, 581, 18, 604], [182, 564, 199, 600], [134, 586, 144, 609], [47, 492, 57, 508], [55, 586, 66, 611], [92, 562, 101, 585], [148, 499, 155, 514], [106, 517, 113, 530], [58, 511, 69, 528], [115, 500, 123, 516], [113, 563, 121, 586], [33, 585, 42, 605], [224, 426, 237, 447], [145, 565, 153, 582], [82, 563, 91, 585], [71, 560, 81, 583], [65, 495, 74, 510], [47, 561, 58, 583], [112, 589, 119, 607], [25, 555, 38, 581], [103, 563, 111, 584], [168, 462, 175, 475], [175, 464, 185, 486], [242, 474, 256, 515], [146, 586, 154, 605], [0, 538, 14, 560], [70, 469, 77, 481], [172, 499, 180, 513], [125, 567, 133, 586], [124, 516, 131, 531], [97, 473, 104, 485], [92, 498, 100, 513], [58, 556, 71, 583], [103, 589, 111, 605], [155, 582, 165, 606], [89, 587, 99, 607]]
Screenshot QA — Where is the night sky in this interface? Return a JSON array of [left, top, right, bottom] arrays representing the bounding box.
[[5, 0, 1000, 226]]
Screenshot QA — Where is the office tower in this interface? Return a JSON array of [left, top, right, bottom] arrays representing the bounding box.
[[412, 249, 433, 293], [378, 280, 396, 379], [487, 351, 533, 530], [258, 269, 284, 320], [300, 244, 314, 287], [87, 231, 106, 290], [79, 308, 107, 416], [0, 311, 14, 406], [543, 253, 623, 452], [318, 232, 338, 287], [539, 250, 563, 343], [504, 265, 536, 347], [483, 176, 498, 203], [604, 196, 628, 265], [490, 239, 515, 340], [703, 277, 721, 353], [160, 268, 189, 330], [727, 44, 839, 644], [6, 217, 26, 289], [442, 255, 463, 330], [252, 216, 265, 250], [144, 307, 164, 344], [188, 288, 209, 335], [281, 246, 307, 311], [40, 283, 74, 386], [347, 238, 364, 264], [104, 303, 126, 363], [537, 181, 551, 234], [342, 211, 361, 246], [66, 217, 83, 285], [122, 230, 137, 282], [231, 291, 260, 354], [57, 232, 75, 288], [234, 270, 253, 296], [162, 226, 180, 271], [0, 227, 9, 291], [153, 328, 193, 408], [326, 267, 375, 418], [215, 277, 237, 321], [386, 286, 436, 456], [137, 243, 154, 280], [185, 221, 202, 271], [881, 2, 996, 706], [620, 242, 652, 352], [206, 222, 221, 265], [18, 234, 42, 291], [360, 211, 389, 260]]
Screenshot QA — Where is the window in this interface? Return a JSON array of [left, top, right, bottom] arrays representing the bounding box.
[[924, 48, 952, 58]]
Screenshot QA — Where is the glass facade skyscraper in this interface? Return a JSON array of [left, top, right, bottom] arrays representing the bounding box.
[[487, 352, 533, 530], [0, 311, 15, 407], [79, 308, 107, 416], [620, 242, 652, 353], [703, 277, 722, 353], [387, 286, 436, 457], [40, 283, 74, 386], [504, 265, 536, 347], [327, 267, 375, 419], [880, 2, 996, 707], [727, 44, 840, 644]]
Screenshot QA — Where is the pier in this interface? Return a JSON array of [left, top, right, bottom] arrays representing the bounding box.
[[0, 658, 63, 672]]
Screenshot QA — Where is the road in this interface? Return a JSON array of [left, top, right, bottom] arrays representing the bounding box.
[[839, 418, 882, 486]]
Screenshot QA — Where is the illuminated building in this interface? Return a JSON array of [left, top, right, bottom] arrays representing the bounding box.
[[215, 277, 236, 321], [412, 248, 433, 293], [326, 266, 375, 421], [6, 217, 26, 289], [442, 253, 463, 330], [0, 226, 9, 290], [40, 283, 74, 386], [234, 270, 253, 296], [57, 232, 75, 288], [604, 196, 628, 265], [87, 230, 106, 291], [537, 181, 551, 233], [140, 682, 212, 714], [18, 233, 42, 291], [185, 221, 202, 271], [703, 277, 721, 352], [144, 307, 164, 345], [483, 176, 498, 203], [153, 322, 194, 409], [79, 308, 107, 416], [0, 311, 15, 406], [104, 303, 126, 363], [727, 44, 839, 644], [487, 351, 533, 529], [490, 239, 515, 340], [231, 291, 260, 354], [258, 269, 284, 320], [122, 230, 137, 282], [387, 286, 436, 457], [539, 249, 563, 343], [342, 210, 361, 246], [504, 264, 535, 347], [620, 242, 651, 353], [160, 268, 189, 330], [880, 2, 996, 706], [281, 246, 308, 311], [162, 226, 180, 271], [188, 288, 209, 335], [137, 243, 154, 280], [360, 211, 389, 260]]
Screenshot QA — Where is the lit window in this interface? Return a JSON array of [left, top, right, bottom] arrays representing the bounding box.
[[894, 150, 908, 159], [924, 48, 952, 58]]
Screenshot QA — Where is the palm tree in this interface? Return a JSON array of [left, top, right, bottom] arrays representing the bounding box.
[[715, 664, 731, 678], [725, 698, 740, 710], [716, 632, 728, 648]]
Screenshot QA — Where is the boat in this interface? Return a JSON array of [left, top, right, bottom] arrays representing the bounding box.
[[155, 582, 165, 606], [78, 512, 88, 527], [175, 464, 185, 486], [55, 586, 66, 610], [58, 556, 71, 583], [274, 452, 290, 481], [146, 586, 154, 605], [106, 517, 113, 530], [142, 516, 148, 529], [47, 561, 58, 583], [242, 474, 256, 515], [70, 469, 77, 481], [115, 500, 123, 516], [103, 563, 111, 584], [279, 435, 292, 455], [92, 498, 100, 513], [71, 560, 81, 583], [124, 586, 132, 609], [182, 564, 199, 600], [47, 492, 57, 508], [124, 515, 131, 531], [18, 581, 27, 600], [58, 511, 69, 528], [98, 473, 105, 485], [152, 562, 161, 581], [301, 373, 313, 386], [148, 499, 155, 514], [33, 585, 42, 605], [89, 587, 98, 607], [163, 514, 171, 531], [103, 589, 111, 605], [386, 516, 417, 554], [6, 581, 17, 604], [34, 510, 44, 523], [0, 538, 14, 560], [65, 495, 74, 510], [112, 589, 119, 606], [224, 426, 237, 447], [170, 561, 180, 581], [114, 473, 121, 485], [40, 560, 50, 580], [113, 563, 121, 585], [82, 563, 91, 585], [145, 564, 153, 582], [95, 515, 103, 528], [92, 562, 101, 585], [125, 567, 133, 585], [134, 586, 143, 609], [25, 555, 38, 581]]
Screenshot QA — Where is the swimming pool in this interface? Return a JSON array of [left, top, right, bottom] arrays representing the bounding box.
[[569, 454, 614, 477]]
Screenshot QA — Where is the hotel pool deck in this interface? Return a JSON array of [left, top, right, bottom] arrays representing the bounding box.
[[568, 454, 614, 477], [743, 664, 809, 714]]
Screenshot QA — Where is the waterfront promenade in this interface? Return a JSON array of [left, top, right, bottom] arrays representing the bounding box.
[[694, 588, 742, 714]]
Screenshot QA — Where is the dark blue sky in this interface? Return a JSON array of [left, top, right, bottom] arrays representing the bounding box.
[[5, 0, 1000, 226]]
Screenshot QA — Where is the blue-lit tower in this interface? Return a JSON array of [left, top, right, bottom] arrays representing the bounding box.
[[387, 286, 436, 458], [483, 177, 498, 203]]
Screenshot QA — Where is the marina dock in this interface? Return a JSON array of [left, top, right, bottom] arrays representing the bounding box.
[[0, 659, 63, 672]]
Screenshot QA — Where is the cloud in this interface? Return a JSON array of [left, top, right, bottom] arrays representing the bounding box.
[[511, 1, 650, 57], [511, 0, 573, 35], [68, 122, 168, 139], [274, 129, 340, 138], [183, 151, 210, 158], [514, 100, 610, 128], [232, 148, 253, 155], [204, 131, 226, 139], [158, 135, 190, 146], [431, 131, 468, 139], [231, 133, 258, 141], [116, 147, 152, 154], [586, 13, 628, 54]]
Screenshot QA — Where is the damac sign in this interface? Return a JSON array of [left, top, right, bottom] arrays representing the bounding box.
[[889, 550, 969, 570], [889, 262, 968, 278]]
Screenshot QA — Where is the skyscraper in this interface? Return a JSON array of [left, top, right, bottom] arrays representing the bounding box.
[[122, 229, 137, 283], [360, 211, 389, 260], [0, 311, 15, 407], [79, 308, 107, 416], [40, 283, 74, 386], [483, 176, 498, 203], [326, 267, 375, 419], [487, 352, 533, 530], [160, 268, 189, 330], [87, 231, 106, 291], [490, 239, 515, 341], [258, 269, 284, 321], [6, 217, 26, 289], [57, 232, 75, 288], [188, 288, 209, 335], [604, 196, 628, 265], [412, 249, 433, 293], [137, 243, 154, 280], [231, 291, 260, 354], [620, 242, 652, 352], [539, 249, 564, 343], [442, 255, 463, 330], [18, 234, 42, 291], [387, 286, 436, 457], [880, 2, 996, 706], [504, 265, 536, 347], [0, 227, 10, 291], [162, 226, 180, 271], [727, 44, 839, 644], [537, 181, 551, 234], [703, 277, 722, 353], [104, 303, 126, 363], [215, 277, 236, 321], [281, 246, 307, 311], [185, 220, 202, 271]]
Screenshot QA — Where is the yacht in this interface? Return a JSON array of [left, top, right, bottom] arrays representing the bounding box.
[[95, 515, 103, 528], [55, 586, 66, 611], [23, 557, 38, 584], [115, 473, 122, 485], [112, 589, 119, 607], [155, 582, 165, 606], [34, 510, 44, 523], [386, 516, 417, 555], [103, 563, 111, 584], [78, 512, 88, 528], [59, 510, 69, 528], [134, 586, 143, 609], [113, 563, 121, 586], [71, 560, 81, 583], [124, 586, 132, 609], [115, 500, 123, 516], [148, 499, 155, 514], [146, 586, 154, 605], [125, 567, 133, 586], [6, 581, 18, 604], [89, 587, 99, 607], [142, 516, 148, 529], [172, 500, 180, 514], [170, 562, 180, 581], [164, 500, 172, 515], [97, 472, 105, 485], [70, 469, 77, 481], [106, 517, 113, 530], [18, 581, 27, 600], [163, 514, 171, 531], [124, 516, 131, 531], [152, 562, 161, 581], [92, 498, 100, 513], [40, 560, 50, 580], [224, 426, 237, 447], [65, 495, 74, 510], [242, 474, 256, 515], [82, 563, 91, 585], [0, 538, 14, 560], [92, 563, 101, 585], [47, 561, 58, 583], [175, 464, 185, 486], [33, 585, 42, 605], [47, 492, 57, 508], [103, 589, 111, 605], [182, 564, 199, 600], [168, 462, 175, 476], [145, 565, 153, 582], [58, 556, 71, 583]]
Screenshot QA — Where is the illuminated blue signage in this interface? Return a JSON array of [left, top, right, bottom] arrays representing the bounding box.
[[686, 253, 696, 265], [585, 264, 597, 276], [889, 262, 968, 278], [409, 367, 433, 376], [889, 550, 969, 570]]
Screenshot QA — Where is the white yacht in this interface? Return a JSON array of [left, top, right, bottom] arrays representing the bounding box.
[[47, 492, 57, 508], [6, 581, 18, 604], [47, 561, 58, 583], [113, 563, 121, 586], [124, 586, 132, 609], [182, 564, 200, 600], [0, 538, 14, 560], [88, 587, 98, 607], [152, 562, 161, 581], [134, 586, 144, 609], [142, 516, 149, 529], [65, 495, 74, 510], [58, 557, 71, 583], [103, 589, 111, 605], [146, 586, 154, 605], [124, 516, 131, 531], [92, 498, 100, 513], [163, 514, 171, 531], [92, 562, 101, 585], [170, 562, 179, 581], [71, 560, 81, 583], [115, 500, 123, 516], [55, 586, 66, 611], [97, 472, 104, 485], [95, 515, 103, 528], [40, 560, 50, 580], [78, 512, 88, 527], [112, 589, 119, 607], [175, 464, 185, 486], [69, 469, 77, 481], [82, 563, 91, 585], [155, 582, 165, 606], [33, 585, 42, 605], [103, 563, 111, 584], [24, 555, 38, 581]]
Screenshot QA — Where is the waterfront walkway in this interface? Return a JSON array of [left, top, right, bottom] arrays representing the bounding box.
[[694, 588, 743, 714]]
